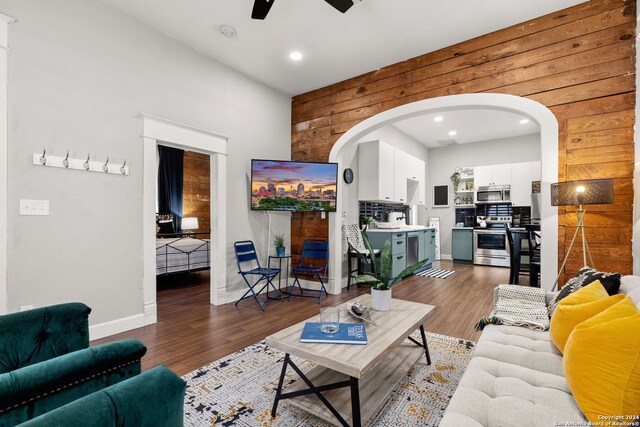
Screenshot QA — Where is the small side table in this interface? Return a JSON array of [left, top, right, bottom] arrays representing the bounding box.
[[267, 255, 292, 299]]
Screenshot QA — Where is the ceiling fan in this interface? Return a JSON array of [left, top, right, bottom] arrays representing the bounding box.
[[252, 0, 360, 20]]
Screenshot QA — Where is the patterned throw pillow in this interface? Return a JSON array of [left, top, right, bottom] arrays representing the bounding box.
[[548, 267, 621, 315]]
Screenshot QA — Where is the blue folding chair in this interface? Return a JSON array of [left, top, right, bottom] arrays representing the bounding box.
[[288, 240, 328, 304], [234, 240, 285, 311]]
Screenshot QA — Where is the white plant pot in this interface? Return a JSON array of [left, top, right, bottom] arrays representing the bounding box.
[[371, 288, 392, 311]]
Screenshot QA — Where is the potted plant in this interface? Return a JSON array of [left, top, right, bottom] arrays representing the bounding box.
[[355, 236, 429, 311], [274, 234, 286, 257], [359, 215, 373, 231], [450, 171, 461, 193]]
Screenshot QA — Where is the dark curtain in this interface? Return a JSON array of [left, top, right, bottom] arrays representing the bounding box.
[[158, 145, 184, 230]]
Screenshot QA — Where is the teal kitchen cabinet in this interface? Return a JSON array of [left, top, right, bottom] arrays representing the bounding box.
[[367, 231, 406, 279], [425, 228, 436, 264], [452, 228, 473, 262]]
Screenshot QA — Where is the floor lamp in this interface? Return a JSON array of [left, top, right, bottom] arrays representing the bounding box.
[[551, 178, 614, 291]]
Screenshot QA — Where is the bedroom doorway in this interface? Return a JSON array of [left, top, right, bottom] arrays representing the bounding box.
[[142, 114, 227, 327], [155, 146, 212, 311]]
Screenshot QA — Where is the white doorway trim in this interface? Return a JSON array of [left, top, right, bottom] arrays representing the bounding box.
[[141, 114, 227, 325], [0, 13, 15, 315], [327, 94, 559, 292]]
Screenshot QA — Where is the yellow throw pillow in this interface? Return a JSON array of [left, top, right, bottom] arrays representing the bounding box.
[[549, 280, 624, 353], [563, 297, 640, 423]]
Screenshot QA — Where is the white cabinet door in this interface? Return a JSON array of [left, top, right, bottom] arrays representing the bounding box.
[[358, 140, 395, 202], [510, 162, 532, 206], [393, 149, 409, 203], [491, 164, 512, 186], [407, 156, 426, 205], [531, 161, 541, 181], [474, 165, 492, 187]]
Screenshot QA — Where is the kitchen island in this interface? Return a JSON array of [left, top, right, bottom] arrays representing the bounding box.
[[365, 227, 435, 277]]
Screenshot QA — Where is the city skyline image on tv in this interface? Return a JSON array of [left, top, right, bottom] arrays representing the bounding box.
[[251, 160, 338, 212]]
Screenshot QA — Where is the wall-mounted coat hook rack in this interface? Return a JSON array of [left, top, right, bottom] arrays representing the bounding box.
[[33, 150, 129, 176]]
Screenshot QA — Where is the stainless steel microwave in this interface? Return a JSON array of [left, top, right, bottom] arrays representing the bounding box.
[[476, 185, 511, 204]]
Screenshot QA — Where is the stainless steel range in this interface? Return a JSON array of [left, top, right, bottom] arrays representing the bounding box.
[[473, 215, 511, 267]]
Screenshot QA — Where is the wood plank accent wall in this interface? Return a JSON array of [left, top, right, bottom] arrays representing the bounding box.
[[290, 0, 636, 285], [183, 151, 210, 238]]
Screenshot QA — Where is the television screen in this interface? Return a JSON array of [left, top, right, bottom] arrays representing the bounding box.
[[251, 159, 338, 212]]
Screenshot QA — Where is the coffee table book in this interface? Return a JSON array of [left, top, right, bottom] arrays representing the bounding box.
[[300, 322, 368, 345]]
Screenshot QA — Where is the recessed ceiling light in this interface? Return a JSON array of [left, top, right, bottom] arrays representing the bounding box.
[[520, 118, 530, 125], [289, 51, 303, 61], [448, 130, 457, 136], [434, 116, 443, 122], [219, 25, 238, 39]]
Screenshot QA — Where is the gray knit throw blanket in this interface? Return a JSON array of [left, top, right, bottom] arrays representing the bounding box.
[[476, 285, 549, 331]]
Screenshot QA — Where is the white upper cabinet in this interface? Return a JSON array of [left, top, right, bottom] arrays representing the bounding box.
[[531, 161, 541, 181], [407, 155, 426, 205], [474, 164, 512, 187], [393, 149, 409, 204], [358, 140, 425, 205], [510, 162, 533, 206], [358, 140, 395, 202], [474, 165, 492, 187], [491, 164, 512, 185]]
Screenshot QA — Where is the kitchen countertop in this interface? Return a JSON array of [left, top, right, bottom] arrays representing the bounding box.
[[366, 226, 435, 233], [452, 226, 473, 230]]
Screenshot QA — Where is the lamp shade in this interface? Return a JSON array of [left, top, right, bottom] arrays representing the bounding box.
[[181, 217, 199, 231], [551, 179, 614, 206]]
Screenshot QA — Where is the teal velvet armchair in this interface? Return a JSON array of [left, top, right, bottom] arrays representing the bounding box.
[[0, 303, 147, 426], [19, 365, 186, 427]]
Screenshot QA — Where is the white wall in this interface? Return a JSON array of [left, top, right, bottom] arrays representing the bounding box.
[[1, 0, 291, 325], [426, 133, 541, 256]]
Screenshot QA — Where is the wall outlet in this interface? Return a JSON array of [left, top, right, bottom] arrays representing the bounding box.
[[20, 199, 49, 216], [19, 305, 34, 311]]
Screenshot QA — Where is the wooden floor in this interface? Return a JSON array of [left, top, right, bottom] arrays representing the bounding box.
[[93, 260, 508, 376]]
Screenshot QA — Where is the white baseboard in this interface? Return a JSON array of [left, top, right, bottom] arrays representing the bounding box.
[[439, 254, 453, 261], [89, 313, 145, 341]]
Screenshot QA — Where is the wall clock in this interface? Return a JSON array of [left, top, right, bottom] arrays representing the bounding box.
[[343, 168, 354, 184]]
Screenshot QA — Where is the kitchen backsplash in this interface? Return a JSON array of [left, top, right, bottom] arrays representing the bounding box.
[[359, 202, 410, 224]]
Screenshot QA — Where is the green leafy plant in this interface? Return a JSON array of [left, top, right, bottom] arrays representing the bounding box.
[[355, 236, 429, 291], [450, 171, 461, 193], [359, 215, 373, 230], [273, 233, 286, 248]]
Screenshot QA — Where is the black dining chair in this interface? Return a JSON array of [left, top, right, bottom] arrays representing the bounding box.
[[288, 240, 329, 304], [506, 224, 530, 285], [528, 228, 541, 287], [234, 240, 285, 311]]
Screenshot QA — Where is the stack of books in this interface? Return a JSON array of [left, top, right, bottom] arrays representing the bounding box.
[[300, 322, 368, 345]]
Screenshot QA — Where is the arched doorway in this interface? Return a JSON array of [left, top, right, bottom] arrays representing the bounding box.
[[327, 93, 558, 292]]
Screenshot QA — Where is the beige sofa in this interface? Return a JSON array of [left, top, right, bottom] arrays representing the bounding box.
[[440, 276, 640, 427]]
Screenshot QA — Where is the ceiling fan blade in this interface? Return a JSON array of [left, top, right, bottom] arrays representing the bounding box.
[[252, 0, 275, 20], [324, 0, 355, 13]]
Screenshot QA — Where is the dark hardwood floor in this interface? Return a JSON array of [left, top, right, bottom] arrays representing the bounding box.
[[93, 260, 508, 376]]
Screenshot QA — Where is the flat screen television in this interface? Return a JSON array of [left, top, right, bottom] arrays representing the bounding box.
[[251, 159, 338, 212]]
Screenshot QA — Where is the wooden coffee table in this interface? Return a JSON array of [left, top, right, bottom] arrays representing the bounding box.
[[265, 294, 436, 427]]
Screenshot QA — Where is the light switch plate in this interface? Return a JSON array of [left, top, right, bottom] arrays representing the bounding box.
[[20, 199, 50, 216]]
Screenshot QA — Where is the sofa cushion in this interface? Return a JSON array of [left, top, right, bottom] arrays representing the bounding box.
[[548, 267, 621, 315], [549, 281, 624, 353], [439, 356, 585, 427], [620, 275, 640, 309], [473, 325, 563, 376], [564, 297, 640, 423]]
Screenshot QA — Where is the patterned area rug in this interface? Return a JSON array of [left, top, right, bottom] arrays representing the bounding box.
[[183, 331, 474, 426], [415, 268, 456, 279]]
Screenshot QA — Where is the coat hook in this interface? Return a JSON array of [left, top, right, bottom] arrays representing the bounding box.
[[120, 160, 127, 175], [84, 153, 91, 171], [103, 156, 110, 173], [39, 147, 47, 166], [63, 150, 70, 168]]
